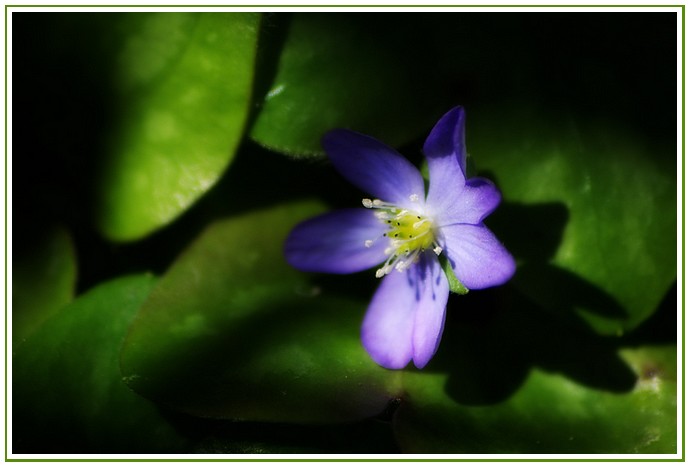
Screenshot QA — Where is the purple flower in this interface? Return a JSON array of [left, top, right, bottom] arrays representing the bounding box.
[[285, 107, 515, 369]]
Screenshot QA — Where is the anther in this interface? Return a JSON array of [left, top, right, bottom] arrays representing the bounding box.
[[368, 200, 439, 279]]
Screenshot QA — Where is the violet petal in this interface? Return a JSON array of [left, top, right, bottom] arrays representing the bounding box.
[[361, 267, 416, 369], [424, 107, 472, 220], [440, 223, 516, 289], [284, 208, 389, 274], [361, 254, 449, 369], [412, 255, 449, 369], [433, 177, 502, 227], [322, 129, 425, 209], [423, 106, 467, 180]]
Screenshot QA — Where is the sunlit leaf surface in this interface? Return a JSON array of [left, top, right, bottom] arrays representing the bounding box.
[[98, 13, 261, 241]]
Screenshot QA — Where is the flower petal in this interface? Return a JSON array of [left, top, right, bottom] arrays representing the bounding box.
[[423, 106, 467, 177], [322, 129, 425, 208], [361, 254, 449, 369], [440, 223, 516, 290], [423, 106, 467, 170], [361, 269, 416, 369], [284, 208, 389, 274], [412, 255, 449, 369], [424, 107, 470, 218], [434, 177, 502, 227]]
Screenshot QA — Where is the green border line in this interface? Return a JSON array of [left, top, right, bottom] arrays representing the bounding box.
[[1, 4, 688, 7], [1, 458, 687, 463], [676, 0, 684, 458], [3, 3, 5, 462], [3, 4, 685, 463], [5, 458, 677, 463], [2, 460, 687, 463]]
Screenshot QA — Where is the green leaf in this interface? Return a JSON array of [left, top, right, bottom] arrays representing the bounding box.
[[471, 108, 676, 335], [13, 274, 190, 453], [121, 201, 398, 423], [190, 418, 400, 454], [250, 14, 453, 157], [395, 345, 677, 454], [440, 255, 469, 295], [12, 226, 77, 346], [98, 13, 261, 241]]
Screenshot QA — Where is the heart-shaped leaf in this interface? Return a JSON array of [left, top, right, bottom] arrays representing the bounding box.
[[250, 14, 455, 157], [97, 13, 261, 241], [13, 274, 189, 453], [121, 201, 398, 423], [395, 344, 677, 453], [471, 108, 676, 335]]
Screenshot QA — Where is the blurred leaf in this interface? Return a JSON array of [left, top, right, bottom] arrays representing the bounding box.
[[98, 13, 261, 241], [187, 418, 399, 454], [394, 345, 677, 454], [471, 108, 676, 335], [13, 274, 189, 453], [250, 14, 453, 157], [12, 226, 77, 347], [121, 201, 399, 423]]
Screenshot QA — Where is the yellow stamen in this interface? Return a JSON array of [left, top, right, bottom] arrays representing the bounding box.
[[362, 197, 441, 277]]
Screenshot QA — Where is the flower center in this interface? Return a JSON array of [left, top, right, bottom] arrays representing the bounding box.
[[362, 196, 442, 278]]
